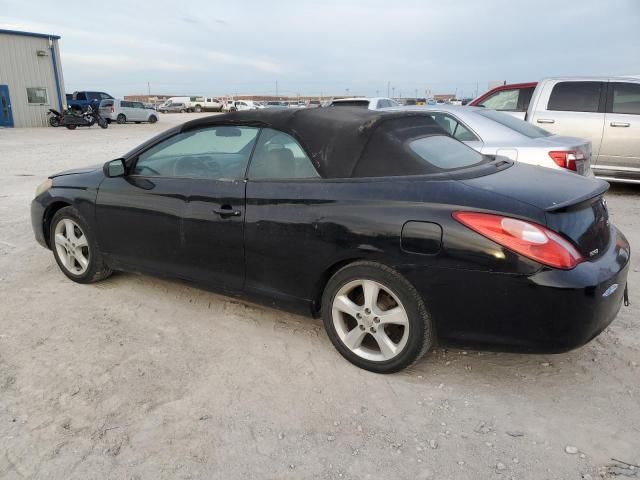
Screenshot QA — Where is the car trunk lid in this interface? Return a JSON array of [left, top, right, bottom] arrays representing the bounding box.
[[460, 162, 611, 260]]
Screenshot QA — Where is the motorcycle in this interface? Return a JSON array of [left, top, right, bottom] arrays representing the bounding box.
[[62, 106, 108, 130], [47, 108, 64, 127]]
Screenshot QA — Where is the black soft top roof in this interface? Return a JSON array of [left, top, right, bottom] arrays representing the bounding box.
[[180, 107, 448, 178]]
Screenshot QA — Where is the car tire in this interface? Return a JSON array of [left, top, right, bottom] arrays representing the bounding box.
[[148, 115, 157, 124], [49, 116, 60, 127], [194, 105, 202, 113], [180, 109, 186, 113], [50, 206, 112, 284], [116, 114, 126, 124], [65, 125, 77, 130], [321, 261, 433, 373]]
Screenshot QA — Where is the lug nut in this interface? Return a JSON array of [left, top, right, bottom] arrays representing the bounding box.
[[374, 317, 380, 323], [359, 325, 365, 331], [370, 327, 376, 333], [356, 312, 362, 319], [365, 308, 371, 315]]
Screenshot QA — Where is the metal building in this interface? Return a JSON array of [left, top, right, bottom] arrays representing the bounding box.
[[0, 29, 66, 128]]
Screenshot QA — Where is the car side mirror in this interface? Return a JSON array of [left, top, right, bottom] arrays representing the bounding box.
[[104, 158, 126, 177]]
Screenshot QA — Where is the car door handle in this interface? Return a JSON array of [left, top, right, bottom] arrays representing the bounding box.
[[536, 118, 555, 124], [213, 206, 241, 217], [610, 122, 630, 127]]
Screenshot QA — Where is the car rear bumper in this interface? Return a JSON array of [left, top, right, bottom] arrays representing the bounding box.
[[403, 225, 631, 353], [99, 110, 116, 120]]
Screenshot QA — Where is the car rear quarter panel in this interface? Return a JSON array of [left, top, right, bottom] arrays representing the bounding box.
[[243, 176, 545, 313]]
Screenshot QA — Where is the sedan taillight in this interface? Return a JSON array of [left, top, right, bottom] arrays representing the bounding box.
[[548, 150, 584, 171], [453, 212, 583, 269], [111, 107, 115, 113]]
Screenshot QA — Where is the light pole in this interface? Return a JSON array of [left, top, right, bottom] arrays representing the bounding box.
[[345, 88, 349, 97], [391, 86, 395, 99]]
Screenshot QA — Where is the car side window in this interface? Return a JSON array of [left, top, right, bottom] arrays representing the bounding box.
[[547, 81, 603, 113], [133, 126, 259, 180], [610, 82, 640, 115], [479, 89, 519, 111], [427, 113, 479, 142], [452, 121, 479, 142], [249, 128, 320, 180]]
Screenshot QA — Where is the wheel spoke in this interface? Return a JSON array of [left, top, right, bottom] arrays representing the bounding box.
[[54, 233, 67, 247], [74, 251, 89, 270], [63, 219, 76, 241], [377, 306, 409, 326], [334, 294, 361, 319], [372, 330, 398, 360], [342, 327, 367, 350], [67, 251, 76, 270], [75, 234, 88, 248], [362, 280, 380, 311]]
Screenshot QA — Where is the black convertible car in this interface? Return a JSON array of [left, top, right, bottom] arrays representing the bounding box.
[[32, 108, 630, 373]]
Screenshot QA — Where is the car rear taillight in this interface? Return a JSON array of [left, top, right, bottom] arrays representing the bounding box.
[[548, 151, 584, 171], [453, 212, 583, 269], [110, 107, 115, 113]]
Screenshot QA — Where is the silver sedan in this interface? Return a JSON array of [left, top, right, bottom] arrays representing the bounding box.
[[385, 105, 593, 176]]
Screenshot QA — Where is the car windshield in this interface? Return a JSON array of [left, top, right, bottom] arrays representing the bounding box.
[[408, 135, 485, 170], [476, 109, 552, 138]]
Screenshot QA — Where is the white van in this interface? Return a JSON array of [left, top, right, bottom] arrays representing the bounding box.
[[99, 99, 159, 124], [160, 97, 191, 111]]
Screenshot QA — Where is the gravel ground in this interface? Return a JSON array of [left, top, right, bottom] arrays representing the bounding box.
[[1, 114, 639, 480]]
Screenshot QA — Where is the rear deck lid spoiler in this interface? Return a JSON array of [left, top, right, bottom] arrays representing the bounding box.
[[544, 180, 609, 212]]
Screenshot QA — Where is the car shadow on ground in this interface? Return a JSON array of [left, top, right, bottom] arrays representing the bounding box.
[[90, 271, 616, 384]]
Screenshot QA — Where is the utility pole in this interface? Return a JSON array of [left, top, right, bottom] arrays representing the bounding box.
[[147, 81, 150, 96], [387, 81, 390, 97], [415, 88, 418, 99], [345, 88, 349, 96], [276, 80, 278, 98], [392, 86, 395, 99]]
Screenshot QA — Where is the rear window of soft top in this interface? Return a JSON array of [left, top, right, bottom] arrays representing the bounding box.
[[352, 116, 489, 177]]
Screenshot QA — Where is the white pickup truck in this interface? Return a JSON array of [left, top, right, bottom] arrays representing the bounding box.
[[189, 96, 223, 112], [471, 77, 640, 183]]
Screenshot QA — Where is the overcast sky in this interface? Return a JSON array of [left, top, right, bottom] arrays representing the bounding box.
[[1, 0, 639, 98]]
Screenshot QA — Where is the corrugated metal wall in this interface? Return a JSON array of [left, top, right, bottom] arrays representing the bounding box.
[[0, 33, 65, 127]]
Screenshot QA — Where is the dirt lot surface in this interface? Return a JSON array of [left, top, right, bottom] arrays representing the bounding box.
[[1, 114, 639, 479]]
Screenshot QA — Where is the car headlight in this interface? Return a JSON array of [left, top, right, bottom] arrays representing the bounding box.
[[35, 178, 52, 197]]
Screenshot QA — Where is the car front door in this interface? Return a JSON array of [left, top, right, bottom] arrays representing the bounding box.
[[529, 80, 606, 163], [598, 81, 640, 174], [96, 125, 257, 284], [179, 125, 259, 290]]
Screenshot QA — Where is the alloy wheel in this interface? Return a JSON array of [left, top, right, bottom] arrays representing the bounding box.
[[331, 279, 410, 362], [53, 218, 90, 275]]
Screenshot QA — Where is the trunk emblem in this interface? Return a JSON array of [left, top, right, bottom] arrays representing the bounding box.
[[589, 248, 599, 257], [602, 283, 618, 297]]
